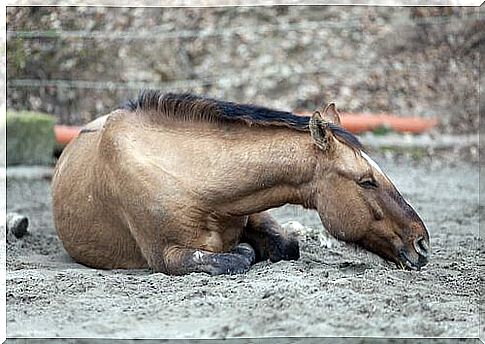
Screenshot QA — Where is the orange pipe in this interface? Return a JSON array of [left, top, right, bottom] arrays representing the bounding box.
[[54, 125, 81, 145], [297, 112, 438, 134], [54, 113, 438, 145], [339, 113, 438, 134]]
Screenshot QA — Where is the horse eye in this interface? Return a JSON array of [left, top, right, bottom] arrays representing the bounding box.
[[358, 178, 378, 189]]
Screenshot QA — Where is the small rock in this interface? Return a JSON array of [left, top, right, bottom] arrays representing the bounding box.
[[6, 212, 29, 238]]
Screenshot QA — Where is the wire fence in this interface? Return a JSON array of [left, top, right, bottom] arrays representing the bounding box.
[[7, 11, 478, 92], [7, 61, 444, 91], [6, 8, 480, 129], [7, 12, 478, 41]]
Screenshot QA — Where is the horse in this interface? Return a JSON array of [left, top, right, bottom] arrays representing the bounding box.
[[51, 91, 430, 275]]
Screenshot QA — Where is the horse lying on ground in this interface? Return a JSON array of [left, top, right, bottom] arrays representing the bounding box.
[[52, 91, 430, 275]]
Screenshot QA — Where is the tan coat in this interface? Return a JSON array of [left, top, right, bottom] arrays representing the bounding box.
[[52, 92, 430, 275]]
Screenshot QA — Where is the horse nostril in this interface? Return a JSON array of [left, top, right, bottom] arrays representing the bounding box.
[[413, 236, 430, 258]]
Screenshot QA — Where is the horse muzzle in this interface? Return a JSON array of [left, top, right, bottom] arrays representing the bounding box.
[[397, 236, 430, 271]]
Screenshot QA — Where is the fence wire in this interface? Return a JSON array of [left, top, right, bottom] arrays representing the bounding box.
[[7, 11, 480, 92], [7, 60, 447, 91], [7, 12, 478, 40]]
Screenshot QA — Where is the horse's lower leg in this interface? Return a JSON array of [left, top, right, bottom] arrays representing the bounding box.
[[242, 211, 300, 263], [161, 243, 256, 275]]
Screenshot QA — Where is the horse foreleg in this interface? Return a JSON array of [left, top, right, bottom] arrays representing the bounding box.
[[161, 243, 255, 276], [241, 211, 300, 263]]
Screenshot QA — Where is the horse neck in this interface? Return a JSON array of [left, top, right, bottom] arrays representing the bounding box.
[[215, 126, 317, 216], [120, 115, 318, 215]]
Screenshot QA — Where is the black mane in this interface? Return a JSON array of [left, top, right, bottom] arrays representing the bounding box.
[[121, 90, 363, 150]]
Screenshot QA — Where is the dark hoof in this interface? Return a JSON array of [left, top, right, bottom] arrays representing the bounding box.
[[206, 255, 252, 276], [205, 244, 256, 276], [268, 235, 300, 262], [231, 243, 256, 265]]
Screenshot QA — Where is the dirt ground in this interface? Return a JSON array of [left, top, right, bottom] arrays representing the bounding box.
[[5, 154, 480, 340]]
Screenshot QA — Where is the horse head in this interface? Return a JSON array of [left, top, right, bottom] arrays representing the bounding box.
[[308, 103, 430, 270]]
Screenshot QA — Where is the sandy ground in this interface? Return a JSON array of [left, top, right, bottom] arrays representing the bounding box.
[[5, 155, 481, 340]]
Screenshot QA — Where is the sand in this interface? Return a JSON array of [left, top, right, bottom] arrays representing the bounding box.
[[5, 156, 481, 339]]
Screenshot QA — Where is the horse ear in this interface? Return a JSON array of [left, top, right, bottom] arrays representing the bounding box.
[[310, 111, 333, 151], [321, 102, 341, 126]]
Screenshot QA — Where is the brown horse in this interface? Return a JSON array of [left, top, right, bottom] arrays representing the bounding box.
[[52, 91, 430, 275]]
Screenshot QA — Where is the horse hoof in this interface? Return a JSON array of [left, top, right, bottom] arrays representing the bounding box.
[[232, 243, 256, 264], [206, 254, 253, 276]]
